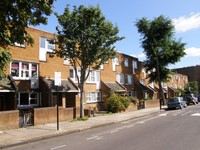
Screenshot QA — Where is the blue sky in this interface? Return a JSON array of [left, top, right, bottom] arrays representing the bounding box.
[[36, 0, 200, 69]]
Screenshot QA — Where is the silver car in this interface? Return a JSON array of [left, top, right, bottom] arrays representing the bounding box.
[[167, 97, 187, 109]]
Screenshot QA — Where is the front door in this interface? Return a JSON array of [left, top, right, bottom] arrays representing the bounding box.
[[0, 95, 5, 111]]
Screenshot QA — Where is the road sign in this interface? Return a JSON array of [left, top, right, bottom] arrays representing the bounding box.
[[54, 72, 61, 86]]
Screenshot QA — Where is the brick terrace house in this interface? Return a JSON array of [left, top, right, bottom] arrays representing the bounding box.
[[0, 27, 189, 112], [0, 27, 79, 114], [173, 65, 200, 93]]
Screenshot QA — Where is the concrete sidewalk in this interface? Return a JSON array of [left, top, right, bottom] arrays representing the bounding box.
[[0, 107, 163, 149]]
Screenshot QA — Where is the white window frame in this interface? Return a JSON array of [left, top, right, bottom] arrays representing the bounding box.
[[132, 60, 138, 73], [116, 73, 125, 84], [14, 42, 25, 47], [39, 37, 55, 61], [126, 74, 133, 85], [86, 92, 101, 103], [17, 92, 39, 107], [10, 61, 38, 80], [124, 58, 129, 67], [70, 68, 100, 83]]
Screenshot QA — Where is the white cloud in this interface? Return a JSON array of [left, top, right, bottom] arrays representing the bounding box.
[[184, 47, 200, 57], [131, 53, 146, 60], [173, 12, 200, 33]]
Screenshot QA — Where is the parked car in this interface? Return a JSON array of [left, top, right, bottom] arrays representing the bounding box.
[[167, 97, 187, 110], [184, 93, 198, 105], [197, 94, 200, 102]]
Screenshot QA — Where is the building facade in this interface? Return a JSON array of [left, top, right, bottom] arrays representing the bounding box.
[[0, 27, 189, 113], [173, 65, 200, 93]]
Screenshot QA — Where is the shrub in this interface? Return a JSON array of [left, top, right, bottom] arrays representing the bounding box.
[[106, 94, 131, 113]]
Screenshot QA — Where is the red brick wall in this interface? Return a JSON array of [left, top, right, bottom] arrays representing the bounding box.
[[34, 107, 74, 126], [145, 100, 159, 108], [0, 110, 19, 130]]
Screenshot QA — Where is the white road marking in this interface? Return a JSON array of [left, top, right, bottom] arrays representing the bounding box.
[[51, 145, 66, 150], [110, 129, 119, 133], [191, 113, 200, 116], [181, 111, 192, 116], [137, 121, 145, 124], [159, 113, 167, 116], [87, 136, 99, 140]]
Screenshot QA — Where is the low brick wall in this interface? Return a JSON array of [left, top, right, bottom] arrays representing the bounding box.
[[145, 100, 159, 108], [0, 110, 19, 130], [34, 107, 74, 126], [127, 102, 138, 111]]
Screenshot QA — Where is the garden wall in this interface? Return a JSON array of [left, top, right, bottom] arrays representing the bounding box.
[[34, 107, 75, 126], [0, 110, 19, 130]]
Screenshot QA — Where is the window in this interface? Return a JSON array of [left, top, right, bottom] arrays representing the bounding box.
[[40, 37, 55, 51], [63, 57, 70, 65], [125, 74, 133, 85], [116, 73, 124, 84], [86, 92, 101, 103], [112, 56, 119, 71], [11, 61, 38, 80], [14, 41, 25, 47], [39, 37, 55, 61], [132, 60, 138, 73], [17, 92, 39, 107], [124, 58, 129, 67], [112, 57, 119, 65], [70, 68, 100, 83], [140, 79, 145, 85]]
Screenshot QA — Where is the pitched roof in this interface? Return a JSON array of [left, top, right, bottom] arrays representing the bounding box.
[[0, 76, 16, 92], [41, 78, 79, 93], [104, 82, 126, 92]]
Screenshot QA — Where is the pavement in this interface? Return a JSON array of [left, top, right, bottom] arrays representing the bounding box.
[[0, 107, 164, 149]]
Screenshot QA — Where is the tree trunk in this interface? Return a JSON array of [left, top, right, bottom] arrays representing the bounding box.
[[80, 87, 84, 118], [156, 56, 165, 110]]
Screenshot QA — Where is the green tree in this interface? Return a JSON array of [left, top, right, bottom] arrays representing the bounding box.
[[54, 5, 124, 118], [135, 15, 186, 102], [0, 0, 54, 77], [185, 81, 199, 95]]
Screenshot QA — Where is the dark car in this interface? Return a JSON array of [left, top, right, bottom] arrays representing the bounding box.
[[167, 97, 187, 110], [185, 93, 198, 105], [197, 94, 200, 102]]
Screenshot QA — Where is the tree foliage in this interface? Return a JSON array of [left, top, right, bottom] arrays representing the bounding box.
[[0, 0, 54, 77], [106, 94, 131, 113], [185, 81, 199, 95], [135, 15, 186, 83], [54, 5, 124, 117]]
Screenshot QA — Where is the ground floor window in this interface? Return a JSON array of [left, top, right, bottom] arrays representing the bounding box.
[[127, 91, 135, 97], [17, 92, 39, 107], [86, 92, 101, 103]]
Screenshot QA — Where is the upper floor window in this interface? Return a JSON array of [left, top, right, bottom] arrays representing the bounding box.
[[14, 41, 25, 48], [70, 68, 100, 83], [11, 61, 38, 80], [112, 57, 119, 65], [125, 74, 133, 85], [140, 79, 145, 85], [132, 60, 138, 72], [40, 37, 55, 52], [39, 37, 55, 61], [124, 58, 129, 67], [116, 73, 124, 84]]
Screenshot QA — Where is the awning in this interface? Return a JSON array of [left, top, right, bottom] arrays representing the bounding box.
[[103, 82, 126, 92], [0, 75, 17, 92], [41, 78, 79, 93]]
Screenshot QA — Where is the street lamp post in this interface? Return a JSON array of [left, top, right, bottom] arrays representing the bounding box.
[[156, 48, 165, 110]]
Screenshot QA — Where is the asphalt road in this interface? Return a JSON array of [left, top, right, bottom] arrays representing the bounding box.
[[4, 104, 200, 150]]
